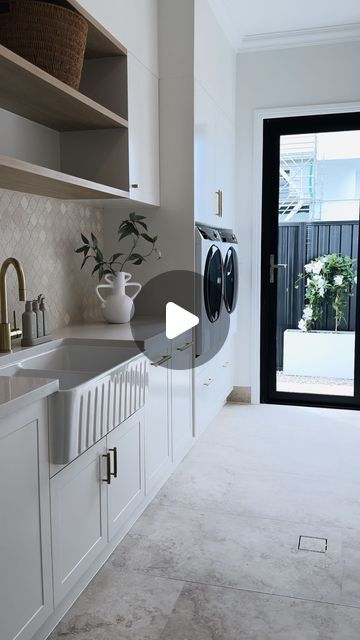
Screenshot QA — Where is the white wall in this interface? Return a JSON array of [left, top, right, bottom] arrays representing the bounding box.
[[236, 41, 360, 390]]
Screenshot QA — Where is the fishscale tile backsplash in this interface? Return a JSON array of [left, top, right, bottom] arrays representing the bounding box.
[[0, 189, 104, 331]]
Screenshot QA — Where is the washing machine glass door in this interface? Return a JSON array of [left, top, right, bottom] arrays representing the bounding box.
[[204, 245, 223, 322], [224, 247, 238, 313]]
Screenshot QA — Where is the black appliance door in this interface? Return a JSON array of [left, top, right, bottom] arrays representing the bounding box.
[[204, 245, 223, 322], [224, 247, 238, 313]]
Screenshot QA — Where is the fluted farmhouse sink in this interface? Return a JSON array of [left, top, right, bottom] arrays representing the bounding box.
[[0, 340, 148, 464]]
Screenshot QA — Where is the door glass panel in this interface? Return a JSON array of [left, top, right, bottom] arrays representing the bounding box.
[[204, 245, 223, 322], [276, 130, 359, 396]]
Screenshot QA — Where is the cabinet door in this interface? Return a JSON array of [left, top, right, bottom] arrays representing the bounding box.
[[107, 412, 145, 541], [128, 53, 160, 206], [171, 332, 194, 463], [51, 440, 108, 606], [194, 81, 216, 224], [0, 401, 53, 640], [215, 107, 236, 227], [145, 340, 172, 494]]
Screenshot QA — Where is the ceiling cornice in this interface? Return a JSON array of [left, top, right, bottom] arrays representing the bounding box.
[[238, 22, 360, 53]]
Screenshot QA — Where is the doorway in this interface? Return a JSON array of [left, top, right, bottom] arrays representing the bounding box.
[[261, 112, 360, 408]]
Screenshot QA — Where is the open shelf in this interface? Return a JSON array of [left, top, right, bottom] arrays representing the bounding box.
[[0, 46, 128, 132], [0, 155, 130, 200], [66, 0, 127, 58]]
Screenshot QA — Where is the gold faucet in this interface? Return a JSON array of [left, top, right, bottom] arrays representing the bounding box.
[[0, 258, 26, 352]]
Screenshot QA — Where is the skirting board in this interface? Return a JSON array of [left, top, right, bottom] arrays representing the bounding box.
[[228, 386, 251, 403]]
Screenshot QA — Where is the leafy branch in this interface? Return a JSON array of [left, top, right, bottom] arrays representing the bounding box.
[[75, 213, 161, 281]]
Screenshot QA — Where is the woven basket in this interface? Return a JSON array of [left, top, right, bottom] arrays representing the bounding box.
[[0, 0, 88, 89]]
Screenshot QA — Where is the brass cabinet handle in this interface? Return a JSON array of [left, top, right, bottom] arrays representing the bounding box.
[[151, 354, 172, 367], [203, 377, 214, 387], [109, 447, 118, 479], [216, 189, 223, 218], [102, 452, 111, 484], [177, 341, 194, 352]]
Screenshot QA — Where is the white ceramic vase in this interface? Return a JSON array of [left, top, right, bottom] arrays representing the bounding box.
[[95, 272, 142, 324]]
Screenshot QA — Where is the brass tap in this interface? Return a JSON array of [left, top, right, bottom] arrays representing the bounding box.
[[0, 258, 26, 352]]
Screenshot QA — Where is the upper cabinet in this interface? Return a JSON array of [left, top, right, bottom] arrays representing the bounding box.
[[0, 0, 160, 206], [194, 0, 237, 228], [128, 54, 160, 207]]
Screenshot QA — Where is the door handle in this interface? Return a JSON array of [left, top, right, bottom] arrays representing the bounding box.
[[215, 190, 223, 218], [102, 452, 111, 484], [109, 447, 118, 479], [150, 354, 172, 367], [269, 254, 287, 284], [177, 341, 194, 352]]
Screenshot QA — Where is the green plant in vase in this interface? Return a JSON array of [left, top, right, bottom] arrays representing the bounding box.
[[75, 212, 161, 281]]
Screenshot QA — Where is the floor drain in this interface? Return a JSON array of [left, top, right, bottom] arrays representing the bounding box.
[[298, 535, 328, 553]]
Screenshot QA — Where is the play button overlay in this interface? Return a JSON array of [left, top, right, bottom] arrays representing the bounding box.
[[130, 269, 229, 370], [166, 302, 199, 339]]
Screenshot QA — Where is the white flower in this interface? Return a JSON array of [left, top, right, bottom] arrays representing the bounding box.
[[298, 319, 307, 332], [312, 260, 323, 274], [303, 306, 313, 320], [313, 274, 325, 288], [305, 260, 323, 275], [320, 255, 329, 263], [334, 275, 344, 286]]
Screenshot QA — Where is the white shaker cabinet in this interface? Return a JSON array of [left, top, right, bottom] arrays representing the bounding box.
[[144, 340, 172, 494], [194, 81, 216, 224], [171, 332, 194, 463], [107, 411, 145, 540], [0, 401, 53, 640], [215, 107, 236, 228], [51, 439, 108, 606], [128, 53, 160, 206]]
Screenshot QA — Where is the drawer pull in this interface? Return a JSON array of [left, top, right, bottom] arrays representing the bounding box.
[[151, 354, 172, 367], [203, 378, 214, 387], [110, 447, 118, 479], [102, 452, 111, 484], [177, 341, 194, 352]]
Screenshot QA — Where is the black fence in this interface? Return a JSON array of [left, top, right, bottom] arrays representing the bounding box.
[[277, 221, 359, 370]]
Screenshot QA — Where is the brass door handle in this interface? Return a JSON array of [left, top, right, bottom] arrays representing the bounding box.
[[203, 377, 214, 387], [177, 341, 194, 352], [216, 190, 223, 218], [151, 355, 172, 367]]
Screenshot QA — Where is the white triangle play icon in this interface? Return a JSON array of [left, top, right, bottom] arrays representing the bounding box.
[[166, 302, 199, 340]]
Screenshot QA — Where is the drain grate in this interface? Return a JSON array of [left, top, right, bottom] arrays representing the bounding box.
[[298, 535, 328, 554]]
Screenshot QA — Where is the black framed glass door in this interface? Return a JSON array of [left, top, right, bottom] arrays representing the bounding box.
[[261, 112, 360, 408]]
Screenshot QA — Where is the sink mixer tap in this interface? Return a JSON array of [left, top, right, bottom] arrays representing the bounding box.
[[0, 258, 26, 352]]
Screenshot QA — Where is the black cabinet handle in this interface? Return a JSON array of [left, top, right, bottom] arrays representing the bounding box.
[[102, 452, 111, 484], [109, 447, 118, 479]]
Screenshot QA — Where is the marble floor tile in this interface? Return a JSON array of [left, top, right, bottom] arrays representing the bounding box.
[[160, 582, 360, 640], [196, 403, 360, 483], [155, 457, 360, 530], [112, 503, 346, 605], [48, 568, 184, 640]]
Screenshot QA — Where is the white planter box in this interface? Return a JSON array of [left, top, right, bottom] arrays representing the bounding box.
[[283, 330, 355, 378]]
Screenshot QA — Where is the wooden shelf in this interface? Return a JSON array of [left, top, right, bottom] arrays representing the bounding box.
[[0, 155, 130, 200], [0, 46, 128, 132]]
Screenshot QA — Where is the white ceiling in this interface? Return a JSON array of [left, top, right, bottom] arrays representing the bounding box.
[[208, 0, 360, 51]]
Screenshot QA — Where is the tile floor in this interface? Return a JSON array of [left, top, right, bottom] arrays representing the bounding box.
[[49, 403, 360, 639]]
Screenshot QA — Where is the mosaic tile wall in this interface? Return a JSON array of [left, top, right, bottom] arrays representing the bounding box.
[[0, 189, 105, 332]]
